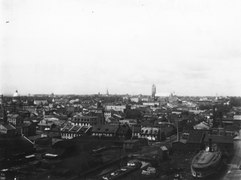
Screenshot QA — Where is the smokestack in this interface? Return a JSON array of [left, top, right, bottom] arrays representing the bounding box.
[[209, 138, 212, 152]]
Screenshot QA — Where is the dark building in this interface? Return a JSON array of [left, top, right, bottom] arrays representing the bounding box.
[[0, 136, 34, 161], [71, 114, 102, 126], [92, 124, 131, 140]]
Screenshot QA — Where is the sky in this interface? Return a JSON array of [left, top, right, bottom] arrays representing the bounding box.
[[1, 0, 241, 96]]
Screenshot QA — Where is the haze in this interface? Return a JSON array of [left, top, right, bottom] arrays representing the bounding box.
[[1, 0, 241, 96]]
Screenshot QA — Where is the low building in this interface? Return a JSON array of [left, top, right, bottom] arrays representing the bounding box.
[[71, 114, 100, 127], [92, 124, 118, 137], [34, 99, 48, 106], [7, 114, 23, 126], [61, 125, 91, 139], [119, 119, 137, 126], [234, 115, 241, 121], [130, 97, 140, 103], [92, 124, 131, 139], [21, 122, 36, 137], [140, 127, 160, 141], [105, 105, 126, 112], [131, 125, 141, 138], [143, 102, 160, 107], [204, 134, 234, 153], [37, 118, 59, 131]]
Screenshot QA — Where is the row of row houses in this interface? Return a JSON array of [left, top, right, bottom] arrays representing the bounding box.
[[56, 123, 175, 142]]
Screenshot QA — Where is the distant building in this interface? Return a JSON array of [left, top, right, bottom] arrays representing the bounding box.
[[140, 126, 160, 141], [105, 105, 126, 112], [34, 99, 48, 106], [168, 92, 178, 103], [38, 117, 59, 131], [130, 97, 140, 103], [233, 115, 241, 121], [132, 125, 141, 138], [92, 124, 118, 137], [7, 114, 23, 126], [12, 90, 20, 103], [92, 124, 131, 139], [119, 119, 137, 126], [143, 102, 160, 107], [152, 84, 156, 99], [21, 122, 36, 137], [141, 97, 150, 102], [71, 114, 100, 127], [61, 124, 91, 139]]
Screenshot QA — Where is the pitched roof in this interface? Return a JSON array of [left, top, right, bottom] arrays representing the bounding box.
[[204, 135, 233, 144], [187, 130, 205, 144], [0, 123, 16, 130], [92, 124, 119, 134]]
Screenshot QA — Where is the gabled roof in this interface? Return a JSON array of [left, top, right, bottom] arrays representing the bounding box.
[[204, 135, 233, 144], [69, 125, 81, 132], [92, 124, 119, 134], [141, 127, 159, 135], [0, 123, 16, 130], [7, 114, 19, 118]]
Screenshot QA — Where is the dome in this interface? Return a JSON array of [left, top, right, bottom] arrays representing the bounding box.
[[13, 90, 19, 97]]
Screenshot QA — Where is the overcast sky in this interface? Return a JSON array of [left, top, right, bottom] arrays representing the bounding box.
[[1, 0, 241, 96]]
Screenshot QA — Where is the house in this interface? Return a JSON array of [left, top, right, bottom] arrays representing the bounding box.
[[7, 114, 23, 126], [185, 130, 206, 150], [92, 124, 118, 137], [21, 122, 36, 137], [105, 105, 126, 112], [204, 131, 234, 153], [173, 130, 206, 152], [234, 115, 241, 121], [104, 110, 124, 122], [119, 119, 137, 126], [140, 126, 160, 141], [38, 118, 59, 131], [92, 124, 131, 139], [143, 102, 160, 107], [71, 114, 100, 127], [130, 97, 140, 103], [131, 125, 141, 138], [61, 125, 91, 139], [34, 99, 48, 106], [116, 124, 132, 139]]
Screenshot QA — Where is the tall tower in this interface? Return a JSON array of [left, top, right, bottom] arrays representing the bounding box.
[[152, 84, 156, 99]]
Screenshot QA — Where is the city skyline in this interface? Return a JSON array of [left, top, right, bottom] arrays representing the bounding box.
[[1, 0, 241, 96]]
